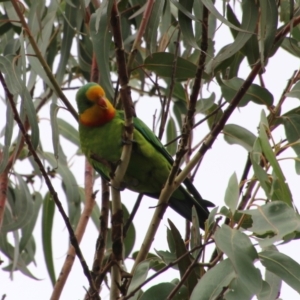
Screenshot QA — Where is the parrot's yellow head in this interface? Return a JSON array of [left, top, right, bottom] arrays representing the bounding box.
[[76, 83, 116, 127]]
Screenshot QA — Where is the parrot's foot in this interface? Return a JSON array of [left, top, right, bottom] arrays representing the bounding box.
[[108, 159, 122, 179], [121, 138, 136, 145], [109, 181, 127, 191]]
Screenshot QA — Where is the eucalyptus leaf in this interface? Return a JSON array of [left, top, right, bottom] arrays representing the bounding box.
[[221, 77, 274, 107], [214, 225, 262, 296], [259, 250, 300, 293], [223, 124, 256, 152], [243, 201, 300, 247]]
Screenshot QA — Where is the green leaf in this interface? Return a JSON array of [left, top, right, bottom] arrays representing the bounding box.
[[173, 99, 187, 129], [190, 259, 235, 300], [155, 249, 177, 266], [144, 52, 197, 81], [2, 177, 34, 233], [141, 282, 187, 300], [204, 103, 224, 130], [90, 7, 114, 100], [170, 0, 199, 22], [127, 261, 150, 300], [145, 0, 165, 53], [178, 0, 199, 49], [259, 250, 300, 293], [19, 192, 42, 251], [0, 56, 39, 150], [207, 206, 218, 230], [0, 234, 39, 280], [251, 158, 272, 199], [195, 93, 215, 114], [132, 251, 166, 272], [42, 192, 56, 286], [0, 102, 13, 173], [281, 37, 300, 58], [190, 206, 201, 259], [258, 0, 278, 63], [243, 201, 300, 247], [42, 150, 81, 224], [280, 0, 293, 23], [214, 225, 262, 296], [221, 77, 274, 107], [223, 124, 256, 152], [57, 118, 80, 147], [286, 81, 300, 98], [122, 202, 136, 258], [50, 103, 60, 158], [206, 0, 257, 74], [259, 112, 285, 182], [166, 117, 177, 156], [56, 0, 81, 85], [259, 269, 282, 300], [168, 219, 198, 294], [258, 112, 292, 205], [201, 0, 254, 34], [166, 226, 176, 254], [280, 114, 300, 174], [224, 172, 239, 213]]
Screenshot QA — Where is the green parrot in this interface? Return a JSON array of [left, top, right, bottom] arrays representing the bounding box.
[[76, 83, 214, 229]]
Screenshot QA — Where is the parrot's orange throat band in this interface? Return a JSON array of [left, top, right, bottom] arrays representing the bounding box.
[[79, 101, 116, 127]]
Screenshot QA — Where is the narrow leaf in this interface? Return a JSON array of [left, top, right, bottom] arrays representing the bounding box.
[[221, 77, 274, 107], [144, 52, 197, 81], [259, 250, 300, 293], [224, 172, 239, 213], [223, 124, 256, 152], [166, 117, 177, 156], [243, 201, 300, 247], [214, 225, 262, 295], [190, 259, 235, 300], [127, 261, 150, 300], [42, 192, 56, 286]]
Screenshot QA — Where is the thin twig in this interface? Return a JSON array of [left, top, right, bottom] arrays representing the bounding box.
[[158, 29, 181, 139], [168, 6, 209, 185], [89, 178, 110, 298], [126, 0, 155, 73], [123, 193, 143, 236], [110, 2, 135, 298]]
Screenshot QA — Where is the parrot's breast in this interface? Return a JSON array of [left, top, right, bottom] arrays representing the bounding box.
[[79, 114, 171, 194]]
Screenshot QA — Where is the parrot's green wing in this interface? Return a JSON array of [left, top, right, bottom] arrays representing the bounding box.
[[119, 112, 214, 209]]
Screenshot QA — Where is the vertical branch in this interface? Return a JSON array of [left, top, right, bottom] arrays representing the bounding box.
[[168, 7, 209, 185], [51, 160, 95, 300], [94, 179, 110, 281], [109, 2, 134, 298], [158, 30, 181, 140], [131, 4, 210, 277], [126, 0, 155, 73]]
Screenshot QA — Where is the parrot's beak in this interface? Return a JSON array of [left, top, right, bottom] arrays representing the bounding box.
[[96, 96, 108, 109]]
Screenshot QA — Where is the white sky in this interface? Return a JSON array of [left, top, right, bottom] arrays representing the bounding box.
[[1, 2, 300, 300]]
